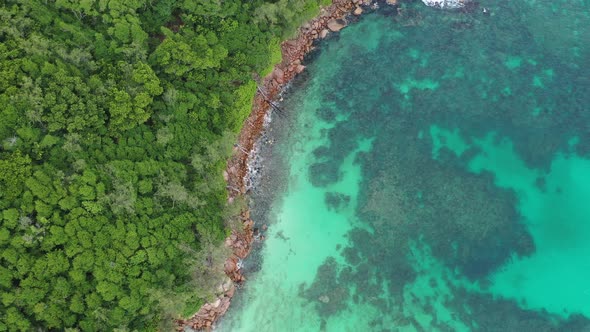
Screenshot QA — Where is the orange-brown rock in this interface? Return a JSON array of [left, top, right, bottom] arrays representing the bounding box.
[[327, 18, 346, 32], [273, 68, 285, 84]]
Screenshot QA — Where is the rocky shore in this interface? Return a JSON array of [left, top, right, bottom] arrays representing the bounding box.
[[176, 210, 254, 331], [178, 0, 394, 329]]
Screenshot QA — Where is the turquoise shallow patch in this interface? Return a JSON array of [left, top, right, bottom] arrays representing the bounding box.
[[434, 127, 590, 317], [504, 56, 523, 69]]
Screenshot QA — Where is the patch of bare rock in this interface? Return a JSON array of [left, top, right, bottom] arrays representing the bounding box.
[[327, 18, 347, 31]]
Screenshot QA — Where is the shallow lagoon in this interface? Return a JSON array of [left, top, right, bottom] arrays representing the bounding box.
[[220, 1, 590, 330]]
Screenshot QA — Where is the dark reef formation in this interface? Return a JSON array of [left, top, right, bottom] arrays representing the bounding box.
[[288, 1, 590, 328]]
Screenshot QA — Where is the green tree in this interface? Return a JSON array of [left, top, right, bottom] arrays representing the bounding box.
[[0, 151, 31, 202]]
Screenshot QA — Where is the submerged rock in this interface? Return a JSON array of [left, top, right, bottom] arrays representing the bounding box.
[[422, 0, 466, 9]]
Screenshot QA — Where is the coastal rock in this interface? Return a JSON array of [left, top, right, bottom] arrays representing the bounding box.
[[224, 258, 237, 272], [386, 0, 397, 4], [296, 65, 306, 74], [244, 219, 254, 229], [353, 6, 363, 15], [320, 29, 329, 39], [220, 298, 231, 312], [327, 19, 346, 32], [222, 278, 232, 290], [226, 283, 236, 297], [271, 76, 281, 87], [224, 256, 245, 283], [273, 68, 285, 84]]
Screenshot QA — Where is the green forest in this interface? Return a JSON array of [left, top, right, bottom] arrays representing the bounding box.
[[0, 0, 324, 330]]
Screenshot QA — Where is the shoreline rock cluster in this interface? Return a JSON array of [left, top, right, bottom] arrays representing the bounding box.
[[178, 0, 394, 329], [177, 210, 254, 331]]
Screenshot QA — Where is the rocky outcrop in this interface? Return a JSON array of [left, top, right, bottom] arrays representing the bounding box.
[[180, 292, 232, 331], [327, 18, 347, 32], [224, 218, 254, 282], [177, 211, 253, 331]]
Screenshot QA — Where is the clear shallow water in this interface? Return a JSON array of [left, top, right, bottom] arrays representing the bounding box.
[[220, 1, 590, 331]]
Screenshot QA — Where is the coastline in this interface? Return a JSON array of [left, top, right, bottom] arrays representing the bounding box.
[[178, 0, 390, 329]]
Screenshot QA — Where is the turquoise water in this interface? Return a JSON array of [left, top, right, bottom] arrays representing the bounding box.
[[220, 1, 590, 330]]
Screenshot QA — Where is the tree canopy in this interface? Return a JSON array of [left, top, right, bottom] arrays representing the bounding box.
[[0, 0, 323, 330]]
